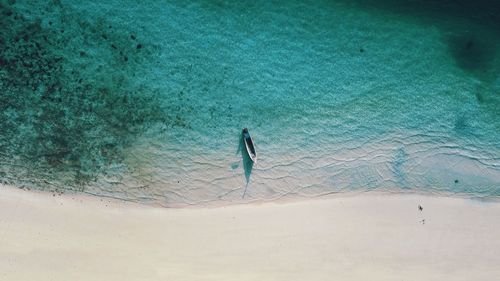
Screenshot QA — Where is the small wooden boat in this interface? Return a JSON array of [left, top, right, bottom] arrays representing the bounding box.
[[242, 128, 257, 163]]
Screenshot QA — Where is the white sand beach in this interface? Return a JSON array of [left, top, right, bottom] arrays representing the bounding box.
[[1, 185, 500, 281]]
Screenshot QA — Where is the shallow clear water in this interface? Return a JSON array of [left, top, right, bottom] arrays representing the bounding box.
[[1, 0, 499, 206]]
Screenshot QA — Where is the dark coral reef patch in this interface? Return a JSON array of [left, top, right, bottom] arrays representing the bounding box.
[[0, 2, 185, 192]]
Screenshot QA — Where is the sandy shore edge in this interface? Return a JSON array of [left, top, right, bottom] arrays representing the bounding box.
[[1, 185, 500, 281]]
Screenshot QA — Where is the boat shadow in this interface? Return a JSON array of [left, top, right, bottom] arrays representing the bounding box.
[[236, 133, 253, 198]]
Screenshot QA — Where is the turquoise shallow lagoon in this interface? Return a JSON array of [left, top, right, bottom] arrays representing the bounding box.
[[1, 0, 499, 205]]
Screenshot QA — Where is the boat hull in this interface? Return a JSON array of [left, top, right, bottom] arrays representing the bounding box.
[[242, 128, 257, 163]]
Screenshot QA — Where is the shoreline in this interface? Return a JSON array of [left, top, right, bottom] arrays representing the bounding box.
[[1, 184, 500, 280], [2, 183, 500, 209]]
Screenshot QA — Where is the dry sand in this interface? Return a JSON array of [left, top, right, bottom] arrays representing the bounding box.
[[1, 185, 500, 281]]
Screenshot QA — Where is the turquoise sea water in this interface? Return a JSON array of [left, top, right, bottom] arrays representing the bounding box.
[[1, 0, 499, 206]]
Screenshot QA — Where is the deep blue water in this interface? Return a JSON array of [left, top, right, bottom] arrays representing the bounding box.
[[1, 0, 499, 206]]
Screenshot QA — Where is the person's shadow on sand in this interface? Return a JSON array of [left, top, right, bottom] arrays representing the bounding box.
[[234, 131, 253, 198]]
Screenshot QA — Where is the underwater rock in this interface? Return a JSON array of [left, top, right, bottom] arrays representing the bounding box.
[[447, 33, 496, 75]]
